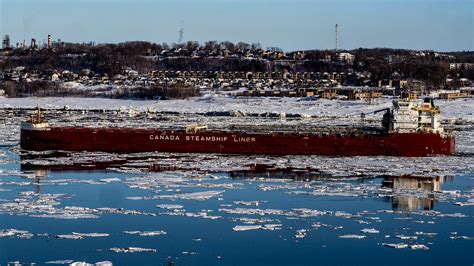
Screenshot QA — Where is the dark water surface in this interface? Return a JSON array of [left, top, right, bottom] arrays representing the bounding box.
[[0, 147, 473, 266]]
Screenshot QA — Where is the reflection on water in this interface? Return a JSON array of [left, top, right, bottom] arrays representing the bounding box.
[[20, 158, 455, 213], [229, 164, 328, 181], [33, 169, 48, 193], [382, 175, 453, 212]]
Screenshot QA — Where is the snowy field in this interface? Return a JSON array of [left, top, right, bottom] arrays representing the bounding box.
[[1, 95, 473, 123]]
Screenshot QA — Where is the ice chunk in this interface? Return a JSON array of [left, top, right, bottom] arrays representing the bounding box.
[[72, 232, 109, 238], [109, 247, 157, 253], [70, 262, 94, 266], [449, 236, 474, 240], [360, 228, 379, 234], [410, 244, 429, 250], [157, 190, 224, 201], [339, 234, 366, 239], [99, 178, 121, 183], [123, 230, 167, 236], [442, 213, 468, 218], [454, 201, 474, 206], [55, 234, 83, 240], [231, 217, 276, 224], [232, 225, 262, 231], [45, 260, 74, 264], [295, 229, 307, 238], [95, 262, 113, 266], [414, 232, 437, 237], [262, 224, 282, 231], [382, 243, 409, 249], [32, 214, 100, 219], [233, 200, 262, 206], [156, 204, 184, 209], [0, 229, 33, 239], [69, 262, 112, 266], [395, 235, 417, 240], [181, 251, 198, 255]]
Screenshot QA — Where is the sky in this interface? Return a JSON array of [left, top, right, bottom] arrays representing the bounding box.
[[0, 0, 472, 52]]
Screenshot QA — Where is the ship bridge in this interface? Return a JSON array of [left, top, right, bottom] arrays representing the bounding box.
[[390, 98, 444, 135]]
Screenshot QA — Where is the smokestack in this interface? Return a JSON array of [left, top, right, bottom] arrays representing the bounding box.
[[335, 24, 339, 51], [2, 35, 10, 49]]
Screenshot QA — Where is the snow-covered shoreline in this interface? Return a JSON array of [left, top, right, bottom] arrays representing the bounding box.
[[1, 95, 472, 121]]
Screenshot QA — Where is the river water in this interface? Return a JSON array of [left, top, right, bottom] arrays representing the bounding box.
[[0, 97, 473, 265], [0, 145, 473, 265]]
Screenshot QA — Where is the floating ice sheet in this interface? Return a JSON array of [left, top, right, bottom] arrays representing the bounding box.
[[123, 230, 167, 236], [109, 247, 157, 253]]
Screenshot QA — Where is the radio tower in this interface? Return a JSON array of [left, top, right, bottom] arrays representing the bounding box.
[[178, 20, 184, 44], [335, 24, 339, 51]]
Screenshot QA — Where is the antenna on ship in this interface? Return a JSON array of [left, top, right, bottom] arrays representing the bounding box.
[[36, 97, 41, 124], [33, 97, 47, 125]]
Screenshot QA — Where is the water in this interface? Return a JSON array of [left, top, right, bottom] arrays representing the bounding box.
[[0, 146, 473, 265]]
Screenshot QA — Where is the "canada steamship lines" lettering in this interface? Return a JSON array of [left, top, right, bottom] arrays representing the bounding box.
[[149, 134, 256, 143]]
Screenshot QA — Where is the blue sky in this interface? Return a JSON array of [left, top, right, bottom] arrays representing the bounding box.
[[1, 0, 472, 51]]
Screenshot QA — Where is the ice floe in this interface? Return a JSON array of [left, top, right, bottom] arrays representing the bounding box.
[[295, 229, 307, 238], [109, 247, 157, 253], [45, 260, 75, 264], [123, 230, 167, 236], [0, 229, 33, 239], [339, 234, 366, 239], [382, 243, 409, 249], [232, 224, 282, 231], [410, 244, 430, 250], [156, 204, 184, 209], [449, 236, 474, 240], [395, 235, 418, 240], [360, 228, 380, 234], [55, 232, 109, 239]]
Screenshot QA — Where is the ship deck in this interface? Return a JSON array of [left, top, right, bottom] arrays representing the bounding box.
[[35, 124, 389, 136]]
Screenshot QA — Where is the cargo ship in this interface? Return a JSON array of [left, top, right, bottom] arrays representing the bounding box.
[[20, 98, 455, 156]]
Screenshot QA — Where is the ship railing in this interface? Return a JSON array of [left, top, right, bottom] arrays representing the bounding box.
[[226, 124, 387, 135]]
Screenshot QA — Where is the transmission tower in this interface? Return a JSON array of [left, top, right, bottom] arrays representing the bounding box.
[[178, 20, 184, 44]]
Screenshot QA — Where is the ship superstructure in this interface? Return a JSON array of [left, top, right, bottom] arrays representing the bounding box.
[[390, 98, 444, 134], [21, 98, 50, 130]]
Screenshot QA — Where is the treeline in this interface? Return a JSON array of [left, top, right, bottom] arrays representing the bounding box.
[[2, 41, 473, 87], [0, 80, 199, 99]]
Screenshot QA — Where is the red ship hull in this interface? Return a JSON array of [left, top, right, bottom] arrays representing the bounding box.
[[20, 127, 455, 156]]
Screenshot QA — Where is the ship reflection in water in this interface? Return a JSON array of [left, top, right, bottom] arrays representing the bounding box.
[[382, 175, 452, 212], [31, 169, 49, 194], [229, 164, 329, 181], [230, 164, 454, 212], [20, 158, 452, 212]]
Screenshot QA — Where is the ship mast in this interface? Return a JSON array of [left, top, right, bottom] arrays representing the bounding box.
[[36, 97, 41, 124]]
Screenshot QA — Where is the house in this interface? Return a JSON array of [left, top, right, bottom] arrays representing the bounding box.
[[347, 88, 383, 100], [439, 91, 471, 100], [51, 73, 60, 81], [338, 53, 355, 64], [319, 89, 336, 99]]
